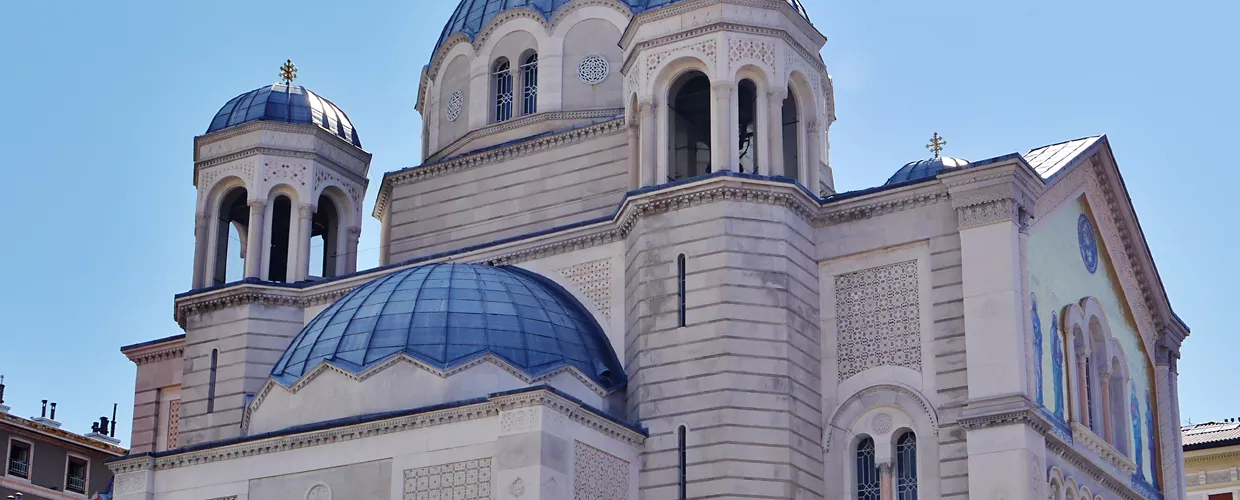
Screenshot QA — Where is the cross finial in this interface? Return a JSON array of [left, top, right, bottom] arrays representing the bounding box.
[[279, 59, 298, 84], [926, 132, 947, 158]]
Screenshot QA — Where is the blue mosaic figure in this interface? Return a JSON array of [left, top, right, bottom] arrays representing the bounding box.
[[1131, 383, 1144, 479], [1146, 390, 1157, 478], [1032, 293, 1044, 406], [1050, 311, 1066, 421]]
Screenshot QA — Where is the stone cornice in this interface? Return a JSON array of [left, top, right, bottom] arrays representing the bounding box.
[[1071, 421, 1138, 474], [373, 118, 626, 220], [1045, 432, 1155, 500], [174, 284, 304, 328], [1, 413, 128, 457], [194, 146, 369, 189], [821, 184, 949, 226], [427, 108, 623, 163], [194, 120, 371, 165], [620, 21, 826, 76], [112, 388, 642, 475], [123, 343, 184, 367], [619, 0, 824, 51]]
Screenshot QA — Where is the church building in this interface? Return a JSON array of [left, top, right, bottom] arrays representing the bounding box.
[[105, 0, 1191, 499]]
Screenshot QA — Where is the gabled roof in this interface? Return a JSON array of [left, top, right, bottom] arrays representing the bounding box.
[[1024, 136, 1103, 180]]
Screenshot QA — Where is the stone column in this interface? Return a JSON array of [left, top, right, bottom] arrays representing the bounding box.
[[297, 204, 314, 281], [806, 120, 822, 193], [879, 462, 894, 500], [627, 118, 641, 190], [767, 90, 786, 178], [1100, 372, 1112, 442], [345, 226, 361, 275], [710, 81, 734, 173], [244, 200, 266, 279], [639, 100, 658, 187], [1077, 353, 1091, 428], [192, 212, 209, 288]]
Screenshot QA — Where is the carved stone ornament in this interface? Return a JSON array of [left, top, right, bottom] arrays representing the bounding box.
[[573, 441, 628, 500], [835, 260, 922, 381], [578, 55, 610, 85], [509, 477, 526, 497], [871, 413, 893, 434], [306, 484, 331, 500], [404, 458, 492, 500], [446, 90, 464, 122]]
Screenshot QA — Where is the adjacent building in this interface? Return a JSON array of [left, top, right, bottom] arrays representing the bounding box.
[[0, 385, 127, 499], [1182, 420, 1240, 499], [104, 0, 1191, 499]]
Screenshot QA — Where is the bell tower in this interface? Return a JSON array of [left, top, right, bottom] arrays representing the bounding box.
[[190, 61, 372, 289]]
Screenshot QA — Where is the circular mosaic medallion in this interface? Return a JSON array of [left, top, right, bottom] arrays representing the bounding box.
[[445, 90, 464, 122], [1077, 213, 1098, 274], [871, 413, 893, 434], [577, 55, 610, 85]]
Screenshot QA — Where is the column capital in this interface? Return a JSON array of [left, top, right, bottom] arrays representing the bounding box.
[[348, 226, 362, 237], [637, 97, 657, 111], [768, 89, 787, 102], [248, 199, 267, 210], [298, 204, 316, 219], [710, 81, 735, 94]]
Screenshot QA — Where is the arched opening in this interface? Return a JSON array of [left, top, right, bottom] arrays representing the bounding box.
[[677, 425, 687, 500], [1071, 326, 1090, 426], [781, 86, 801, 180], [736, 79, 758, 174], [896, 432, 918, 499], [493, 58, 514, 122], [212, 188, 249, 285], [520, 52, 538, 116], [669, 71, 712, 181], [1087, 321, 1108, 436], [269, 195, 293, 282], [207, 348, 218, 413], [310, 195, 341, 279], [856, 437, 880, 500]]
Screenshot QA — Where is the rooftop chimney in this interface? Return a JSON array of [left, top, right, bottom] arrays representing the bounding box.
[[31, 399, 61, 428], [85, 404, 121, 445], [0, 375, 8, 414]]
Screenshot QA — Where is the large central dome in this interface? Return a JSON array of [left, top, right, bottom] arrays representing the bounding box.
[[270, 263, 625, 390]]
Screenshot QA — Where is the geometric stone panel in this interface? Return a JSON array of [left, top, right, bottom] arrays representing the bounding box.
[[557, 258, 612, 322], [573, 441, 627, 500], [404, 458, 492, 500], [167, 399, 181, 449], [836, 260, 922, 381]]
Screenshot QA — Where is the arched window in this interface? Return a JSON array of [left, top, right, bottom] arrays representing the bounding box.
[[737, 79, 758, 174], [269, 195, 293, 282], [212, 188, 249, 285], [1108, 357, 1129, 455], [781, 86, 801, 180], [207, 349, 218, 413], [678, 254, 687, 327], [677, 425, 687, 499], [669, 71, 712, 181], [896, 432, 918, 499], [310, 195, 340, 279], [493, 59, 514, 122], [520, 53, 538, 116], [1086, 324, 1107, 435], [856, 437, 880, 500]]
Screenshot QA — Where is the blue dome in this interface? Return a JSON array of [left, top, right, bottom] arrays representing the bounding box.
[[207, 84, 361, 148], [270, 263, 625, 390], [885, 156, 970, 185], [433, 0, 811, 61]]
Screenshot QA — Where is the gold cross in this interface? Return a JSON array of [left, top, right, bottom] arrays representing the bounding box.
[[926, 132, 947, 158], [279, 59, 298, 84]]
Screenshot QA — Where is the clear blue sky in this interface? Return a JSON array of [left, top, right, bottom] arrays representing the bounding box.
[[0, 1, 1235, 445]]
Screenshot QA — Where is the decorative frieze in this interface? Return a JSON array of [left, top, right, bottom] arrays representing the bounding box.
[[835, 260, 922, 381], [573, 441, 628, 500], [113, 470, 148, 496], [404, 458, 492, 500], [728, 37, 777, 69]]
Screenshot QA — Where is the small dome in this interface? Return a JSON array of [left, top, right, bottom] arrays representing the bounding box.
[[270, 263, 625, 390], [885, 156, 970, 185], [206, 84, 361, 148]]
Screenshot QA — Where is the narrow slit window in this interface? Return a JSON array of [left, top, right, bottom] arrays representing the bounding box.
[[207, 349, 218, 413], [677, 425, 687, 499], [896, 432, 918, 500], [677, 254, 687, 327], [856, 437, 879, 500]]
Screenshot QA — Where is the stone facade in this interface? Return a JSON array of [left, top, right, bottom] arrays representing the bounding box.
[[109, 1, 1189, 499]]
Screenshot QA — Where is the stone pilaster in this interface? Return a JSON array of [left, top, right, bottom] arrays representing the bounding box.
[[244, 200, 266, 279], [767, 90, 786, 178], [710, 82, 734, 173]]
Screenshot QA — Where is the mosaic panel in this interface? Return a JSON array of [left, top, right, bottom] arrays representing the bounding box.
[[404, 458, 492, 500], [573, 441, 627, 500]]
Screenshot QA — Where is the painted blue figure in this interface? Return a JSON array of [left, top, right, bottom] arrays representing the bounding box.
[[1146, 390, 1157, 479], [1078, 213, 1099, 274], [1050, 311, 1066, 421], [1131, 383, 1144, 479], [1032, 293, 1044, 406]]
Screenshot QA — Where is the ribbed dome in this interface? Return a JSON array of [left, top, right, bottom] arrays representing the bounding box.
[[270, 263, 625, 390], [885, 156, 970, 185], [207, 84, 361, 148], [433, 0, 811, 61]]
